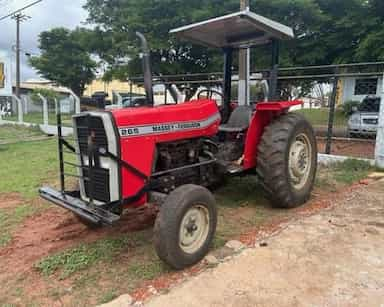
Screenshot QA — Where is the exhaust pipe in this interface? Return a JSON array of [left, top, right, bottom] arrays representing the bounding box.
[[168, 84, 183, 103], [136, 32, 154, 106]]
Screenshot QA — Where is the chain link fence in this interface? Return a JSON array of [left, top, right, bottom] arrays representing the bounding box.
[[0, 94, 78, 128], [1, 63, 382, 161], [130, 62, 384, 161], [283, 64, 383, 160]]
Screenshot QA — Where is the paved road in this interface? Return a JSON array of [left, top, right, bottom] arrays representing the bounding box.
[[146, 180, 384, 307]]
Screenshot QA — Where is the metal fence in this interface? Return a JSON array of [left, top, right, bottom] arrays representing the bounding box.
[[0, 93, 80, 129], [130, 62, 384, 163], [1, 63, 382, 164]]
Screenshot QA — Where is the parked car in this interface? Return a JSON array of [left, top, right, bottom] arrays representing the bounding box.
[[347, 96, 381, 138], [105, 96, 147, 110], [122, 96, 147, 108]]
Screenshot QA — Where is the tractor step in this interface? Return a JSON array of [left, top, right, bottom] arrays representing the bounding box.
[[39, 186, 121, 226]]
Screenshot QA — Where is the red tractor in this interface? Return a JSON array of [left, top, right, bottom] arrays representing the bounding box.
[[40, 11, 317, 269]]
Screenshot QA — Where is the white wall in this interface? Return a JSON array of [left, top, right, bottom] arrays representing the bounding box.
[[342, 76, 383, 103]]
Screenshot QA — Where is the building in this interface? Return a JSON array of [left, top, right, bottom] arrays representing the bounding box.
[[84, 79, 145, 102], [338, 75, 383, 104], [14, 79, 73, 96]]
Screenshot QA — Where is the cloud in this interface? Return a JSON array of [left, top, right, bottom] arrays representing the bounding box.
[[0, 0, 88, 81]]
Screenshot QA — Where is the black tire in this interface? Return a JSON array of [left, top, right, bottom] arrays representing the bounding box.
[[154, 184, 217, 269], [257, 113, 317, 208]]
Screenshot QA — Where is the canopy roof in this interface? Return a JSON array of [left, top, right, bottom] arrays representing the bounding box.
[[170, 10, 294, 49]]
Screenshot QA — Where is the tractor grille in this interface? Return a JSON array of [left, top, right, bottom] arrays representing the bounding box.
[[75, 116, 108, 155], [83, 167, 111, 203], [363, 118, 378, 125], [74, 114, 111, 203]]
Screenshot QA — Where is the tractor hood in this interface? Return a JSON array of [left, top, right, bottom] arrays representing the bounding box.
[[110, 99, 221, 139]]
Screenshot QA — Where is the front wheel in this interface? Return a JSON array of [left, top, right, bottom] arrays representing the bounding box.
[[257, 113, 318, 208], [154, 184, 217, 269]]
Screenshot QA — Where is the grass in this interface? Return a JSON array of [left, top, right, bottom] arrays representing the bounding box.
[[3, 112, 73, 127], [0, 127, 75, 248], [215, 176, 267, 208], [0, 126, 76, 250], [98, 290, 118, 304], [0, 125, 379, 305], [36, 234, 148, 279], [0, 139, 60, 198], [332, 159, 374, 184], [0, 134, 76, 198], [126, 259, 168, 280], [36, 237, 140, 279], [28, 159, 376, 306], [31, 159, 378, 277], [315, 159, 375, 192], [34, 231, 171, 305], [295, 108, 348, 127], [0, 125, 45, 144]]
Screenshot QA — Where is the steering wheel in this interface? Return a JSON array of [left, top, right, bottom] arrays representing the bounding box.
[[197, 89, 226, 121], [197, 89, 224, 101]]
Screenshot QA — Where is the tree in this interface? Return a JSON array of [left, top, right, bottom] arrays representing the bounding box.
[[29, 28, 97, 96], [83, 1, 239, 84], [83, 0, 384, 99], [354, 0, 384, 61]]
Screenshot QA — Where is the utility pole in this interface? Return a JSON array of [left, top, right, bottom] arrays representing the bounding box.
[[238, 0, 250, 106], [12, 13, 29, 98], [12, 13, 30, 98]]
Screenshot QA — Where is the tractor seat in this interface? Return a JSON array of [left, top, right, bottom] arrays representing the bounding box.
[[219, 106, 253, 133]]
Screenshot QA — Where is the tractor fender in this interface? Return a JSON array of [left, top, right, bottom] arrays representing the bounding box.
[[243, 100, 302, 169]]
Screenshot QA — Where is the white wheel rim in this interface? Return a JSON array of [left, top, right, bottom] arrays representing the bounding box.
[[179, 205, 210, 254], [288, 133, 312, 190]]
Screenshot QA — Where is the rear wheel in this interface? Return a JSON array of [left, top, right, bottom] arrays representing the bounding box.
[[154, 184, 217, 269], [257, 113, 317, 208]]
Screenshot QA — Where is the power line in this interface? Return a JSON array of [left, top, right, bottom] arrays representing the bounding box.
[[0, 0, 42, 21]]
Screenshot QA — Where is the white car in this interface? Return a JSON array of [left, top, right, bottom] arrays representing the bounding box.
[[348, 96, 380, 138]]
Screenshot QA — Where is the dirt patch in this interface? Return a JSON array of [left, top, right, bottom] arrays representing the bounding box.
[[0, 193, 23, 209], [317, 138, 375, 159], [0, 172, 378, 305], [0, 205, 157, 279]]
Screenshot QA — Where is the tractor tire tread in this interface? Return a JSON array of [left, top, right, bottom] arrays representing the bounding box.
[[257, 113, 317, 208], [153, 184, 217, 269]]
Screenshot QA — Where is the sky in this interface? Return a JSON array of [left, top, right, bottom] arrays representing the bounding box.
[[0, 0, 88, 81]]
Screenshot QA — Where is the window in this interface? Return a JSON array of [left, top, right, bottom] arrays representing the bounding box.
[[358, 97, 381, 113], [354, 78, 378, 95]]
